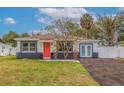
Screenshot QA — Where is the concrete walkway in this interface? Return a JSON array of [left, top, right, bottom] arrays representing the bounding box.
[[39, 59, 80, 63]]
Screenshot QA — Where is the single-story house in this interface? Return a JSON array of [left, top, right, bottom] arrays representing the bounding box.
[[15, 34, 100, 59]]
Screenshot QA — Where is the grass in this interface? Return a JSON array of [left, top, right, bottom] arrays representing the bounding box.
[[113, 58, 124, 62], [0, 56, 99, 86]]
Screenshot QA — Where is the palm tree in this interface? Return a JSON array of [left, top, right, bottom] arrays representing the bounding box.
[[97, 15, 120, 46], [80, 13, 94, 39], [117, 11, 124, 41]]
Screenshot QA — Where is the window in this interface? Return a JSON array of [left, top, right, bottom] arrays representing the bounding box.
[[30, 42, 36, 51], [57, 41, 73, 52], [22, 42, 28, 51], [21, 41, 37, 52]]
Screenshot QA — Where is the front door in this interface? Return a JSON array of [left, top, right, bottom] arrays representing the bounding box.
[[80, 44, 92, 57], [43, 43, 50, 59]]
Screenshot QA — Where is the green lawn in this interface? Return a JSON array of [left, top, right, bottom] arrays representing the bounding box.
[[0, 56, 99, 86], [113, 58, 124, 62]]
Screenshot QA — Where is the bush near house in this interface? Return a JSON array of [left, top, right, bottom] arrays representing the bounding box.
[[119, 41, 124, 47], [0, 56, 99, 86]]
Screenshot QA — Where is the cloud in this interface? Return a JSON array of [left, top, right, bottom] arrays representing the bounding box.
[[4, 17, 16, 25], [36, 7, 101, 25], [36, 8, 88, 24], [37, 16, 52, 25], [92, 15, 97, 21], [0, 19, 2, 22], [28, 29, 48, 35], [38, 8, 88, 19], [27, 29, 40, 35]]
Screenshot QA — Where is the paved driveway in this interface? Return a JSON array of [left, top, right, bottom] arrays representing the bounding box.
[[80, 58, 124, 86]]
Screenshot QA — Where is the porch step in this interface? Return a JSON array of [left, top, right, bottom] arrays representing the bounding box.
[[39, 59, 80, 63]]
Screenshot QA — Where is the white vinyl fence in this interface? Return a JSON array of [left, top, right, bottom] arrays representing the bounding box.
[[9, 48, 17, 56], [98, 46, 124, 58], [0, 43, 17, 56]]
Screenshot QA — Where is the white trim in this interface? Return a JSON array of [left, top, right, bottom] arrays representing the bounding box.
[[43, 57, 51, 59], [15, 39, 38, 41], [21, 51, 37, 53], [39, 40, 54, 42], [21, 41, 37, 52], [80, 44, 92, 57]]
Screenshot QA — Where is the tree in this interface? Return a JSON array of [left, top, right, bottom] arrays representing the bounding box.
[[21, 33, 30, 37], [97, 15, 121, 46], [118, 31, 124, 41], [2, 31, 19, 47], [47, 18, 80, 59], [117, 11, 124, 41], [80, 13, 94, 39], [2, 31, 30, 47]]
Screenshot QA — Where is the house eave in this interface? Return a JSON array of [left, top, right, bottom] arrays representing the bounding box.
[[14, 38, 39, 41], [78, 39, 100, 42], [39, 40, 54, 42]]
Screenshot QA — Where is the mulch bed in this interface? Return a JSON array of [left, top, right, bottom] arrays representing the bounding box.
[[80, 58, 124, 86]]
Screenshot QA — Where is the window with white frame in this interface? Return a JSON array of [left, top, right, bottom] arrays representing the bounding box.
[[22, 42, 28, 51], [30, 42, 36, 51], [21, 41, 37, 52]]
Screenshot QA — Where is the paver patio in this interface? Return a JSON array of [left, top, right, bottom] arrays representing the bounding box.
[[80, 58, 124, 86]]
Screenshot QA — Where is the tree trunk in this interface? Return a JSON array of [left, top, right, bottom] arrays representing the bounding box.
[[63, 51, 68, 59]]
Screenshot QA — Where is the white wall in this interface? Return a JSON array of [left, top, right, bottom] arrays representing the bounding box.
[[51, 41, 55, 52], [17, 41, 43, 53], [37, 41, 42, 52], [17, 41, 55, 53], [10, 48, 17, 55], [15, 40, 124, 58], [16, 41, 21, 52], [93, 42, 99, 52], [98, 46, 124, 58], [73, 40, 99, 53]]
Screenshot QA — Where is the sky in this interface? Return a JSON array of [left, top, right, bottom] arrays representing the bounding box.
[[0, 7, 121, 36]]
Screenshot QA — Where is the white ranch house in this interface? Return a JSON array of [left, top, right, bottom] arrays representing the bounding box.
[[15, 34, 124, 59]]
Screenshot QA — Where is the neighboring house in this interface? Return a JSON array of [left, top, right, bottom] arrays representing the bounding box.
[[0, 39, 16, 56], [15, 34, 99, 59]]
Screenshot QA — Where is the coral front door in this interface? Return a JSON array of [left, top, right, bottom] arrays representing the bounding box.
[[43, 43, 51, 59]]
